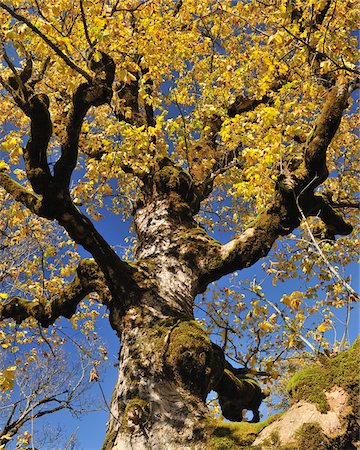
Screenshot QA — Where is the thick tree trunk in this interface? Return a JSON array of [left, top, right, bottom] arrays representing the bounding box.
[[102, 306, 221, 450], [101, 183, 224, 449], [98, 157, 282, 449]]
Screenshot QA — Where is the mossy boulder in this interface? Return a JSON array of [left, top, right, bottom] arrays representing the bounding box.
[[253, 338, 359, 449], [207, 415, 282, 450], [287, 337, 359, 412]]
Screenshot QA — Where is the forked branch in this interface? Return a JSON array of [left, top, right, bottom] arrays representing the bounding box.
[[200, 79, 357, 287]]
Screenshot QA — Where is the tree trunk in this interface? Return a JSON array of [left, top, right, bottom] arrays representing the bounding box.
[[101, 182, 224, 449], [98, 156, 283, 449], [102, 306, 222, 450]]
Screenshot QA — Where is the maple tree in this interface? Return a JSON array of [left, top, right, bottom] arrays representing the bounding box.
[[0, 0, 359, 449]]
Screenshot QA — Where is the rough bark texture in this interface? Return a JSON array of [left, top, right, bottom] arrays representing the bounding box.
[[0, 34, 358, 448]]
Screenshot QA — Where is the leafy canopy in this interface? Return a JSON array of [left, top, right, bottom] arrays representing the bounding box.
[[0, 0, 359, 410]]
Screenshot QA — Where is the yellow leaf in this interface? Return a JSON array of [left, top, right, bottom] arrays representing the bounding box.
[[0, 293, 9, 299], [259, 321, 274, 332], [1, 433, 12, 441], [317, 323, 328, 333], [0, 366, 16, 391], [93, 51, 102, 63], [0, 161, 10, 172]]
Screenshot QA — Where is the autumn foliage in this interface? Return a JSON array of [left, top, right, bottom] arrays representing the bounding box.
[[0, 0, 359, 448]]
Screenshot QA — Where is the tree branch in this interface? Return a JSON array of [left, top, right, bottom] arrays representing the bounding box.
[[0, 173, 41, 214], [115, 70, 143, 126], [0, 48, 139, 308], [295, 81, 354, 188], [0, 2, 92, 82], [214, 366, 266, 423], [79, 0, 94, 48], [295, 196, 359, 300], [198, 79, 356, 288], [0, 55, 53, 194], [0, 259, 109, 326], [53, 52, 115, 188]]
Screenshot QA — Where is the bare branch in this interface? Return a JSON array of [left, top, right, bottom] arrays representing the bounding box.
[[251, 289, 317, 354]]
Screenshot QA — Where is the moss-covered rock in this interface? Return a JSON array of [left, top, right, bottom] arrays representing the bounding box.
[[206, 414, 282, 449], [286, 337, 359, 412], [253, 338, 359, 449]]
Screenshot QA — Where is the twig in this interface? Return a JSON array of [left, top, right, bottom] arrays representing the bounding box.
[[79, 0, 94, 48], [0, 2, 92, 82], [339, 296, 351, 351], [96, 379, 121, 424], [294, 190, 359, 300]]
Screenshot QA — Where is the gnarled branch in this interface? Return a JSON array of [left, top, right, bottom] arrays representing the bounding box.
[[0, 55, 53, 194], [199, 80, 356, 288], [53, 51, 115, 188], [211, 344, 266, 423], [0, 49, 139, 306], [0, 259, 109, 327]]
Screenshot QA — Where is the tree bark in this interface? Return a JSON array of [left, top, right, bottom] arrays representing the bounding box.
[[101, 183, 224, 449], [102, 309, 220, 450]]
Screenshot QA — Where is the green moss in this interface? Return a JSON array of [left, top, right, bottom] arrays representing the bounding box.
[[178, 226, 223, 276], [122, 397, 150, 429], [258, 430, 297, 450], [286, 338, 360, 413], [181, 226, 222, 251], [287, 421, 354, 450], [295, 422, 329, 449], [207, 414, 282, 450], [101, 429, 117, 450], [133, 317, 223, 396], [124, 397, 149, 411], [154, 164, 196, 207], [166, 320, 216, 393]]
